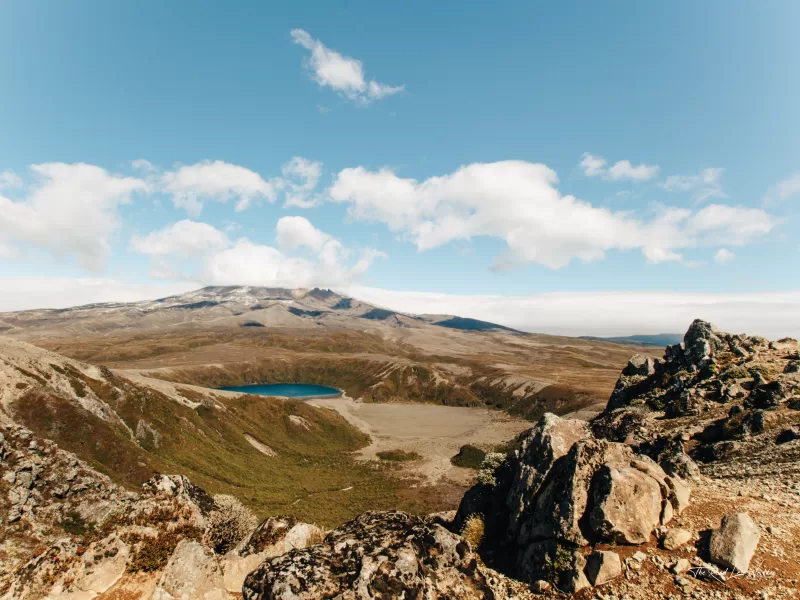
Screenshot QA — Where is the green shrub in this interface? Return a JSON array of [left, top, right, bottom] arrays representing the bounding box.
[[376, 449, 422, 462], [450, 444, 486, 469]]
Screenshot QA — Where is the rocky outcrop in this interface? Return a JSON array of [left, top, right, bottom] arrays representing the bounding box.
[[709, 512, 761, 574], [453, 413, 690, 592], [152, 539, 227, 600], [598, 320, 800, 468], [243, 511, 499, 600]]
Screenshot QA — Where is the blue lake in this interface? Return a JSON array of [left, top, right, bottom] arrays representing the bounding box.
[[217, 383, 341, 399]]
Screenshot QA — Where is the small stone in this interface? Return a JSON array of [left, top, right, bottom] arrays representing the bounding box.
[[632, 551, 647, 562], [672, 558, 691, 574], [531, 580, 551, 593], [661, 528, 693, 550], [584, 550, 622, 586]]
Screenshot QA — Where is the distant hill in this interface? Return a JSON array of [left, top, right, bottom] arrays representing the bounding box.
[[580, 333, 683, 348]]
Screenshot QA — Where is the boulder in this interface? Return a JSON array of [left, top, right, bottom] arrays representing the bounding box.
[[709, 512, 760, 574], [584, 550, 621, 586], [152, 539, 226, 600], [588, 464, 663, 544], [243, 511, 496, 600], [506, 414, 590, 535]]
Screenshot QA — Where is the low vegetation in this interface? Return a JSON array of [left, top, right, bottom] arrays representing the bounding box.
[[450, 444, 487, 469], [376, 449, 422, 462]]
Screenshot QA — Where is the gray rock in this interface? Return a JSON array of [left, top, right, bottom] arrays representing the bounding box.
[[243, 511, 497, 600], [623, 354, 657, 377], [584, 550, 622, 586], [588, 461, 664, 544], [506, 413, 590, 536], [709, 512, 760, 574]]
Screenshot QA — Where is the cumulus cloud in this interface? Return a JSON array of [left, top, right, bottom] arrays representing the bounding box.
[[161, 160, 277, 216], [280, 157, 323, 208], [0, 163, 147, 270], [290, 29, 403, 105], [580, 153, 659, 181], [661, 167, 725, 202], [348, 286, 800, 339], [329, 160, 776, 268], [131, 216, 384, 288], [714, 248, 735, 264]]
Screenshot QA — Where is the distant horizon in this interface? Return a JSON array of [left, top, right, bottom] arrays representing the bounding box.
[[1, 278, 797, 340]]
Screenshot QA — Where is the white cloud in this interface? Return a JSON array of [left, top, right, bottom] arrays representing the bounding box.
[[662, 167, 725, 202], [161, 160, 277, 216], [348, 286, 800, 339], [290, 29, 403, 105], [131, 220, 229, 257], [0, 163, 147, 270], [130, 216, 384, 288], [329, 160, 776, 269], [580, 153, 659, 181], [275, 215, 333, 253], [580, 153, 607, 177], [0, 277, 197, 312], [606, 160, 660, 181], [281, 157, 323, 208], [762, 172, 800, 205], [0, 170, 22, 189], [714, 248, 735, 264]]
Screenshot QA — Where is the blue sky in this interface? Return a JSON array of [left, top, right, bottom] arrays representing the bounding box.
[[1, 1, 798, 335]]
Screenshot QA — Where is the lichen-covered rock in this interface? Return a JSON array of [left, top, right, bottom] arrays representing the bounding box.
[[243, 511, 496, 600], [709, 512, 760, 574], [222, 517, 324, 594]]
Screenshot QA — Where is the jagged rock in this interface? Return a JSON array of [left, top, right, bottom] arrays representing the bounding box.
[[152, 539, 226, 600], [785, 360, 800, 374], [243, 511, 497, 600], [584, 550, 621, 586], [684, 319, 724, 366], [590, 407, 648, 443], [709, 512, 760, 574], [506, 413, 590, 535], [623, 354, 657, 377], [141, 474, 216, 527], [661, 528, 692, 550]]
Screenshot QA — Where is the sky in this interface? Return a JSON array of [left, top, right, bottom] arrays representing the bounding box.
[[1, 1, 799, 337]]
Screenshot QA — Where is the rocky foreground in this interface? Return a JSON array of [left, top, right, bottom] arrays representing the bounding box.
[[1, 319, 799, 598]]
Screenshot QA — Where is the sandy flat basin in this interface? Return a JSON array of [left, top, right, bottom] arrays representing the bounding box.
[[309, 396, 534, 485]]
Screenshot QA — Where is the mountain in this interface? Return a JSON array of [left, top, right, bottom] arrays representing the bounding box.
[[0, 286, 655, 422], [579, 333, 684, 347], [0, 286, 518, 339]]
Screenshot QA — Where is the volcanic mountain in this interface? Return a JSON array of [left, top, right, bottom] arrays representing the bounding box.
[[0, 286, 655, 420]]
